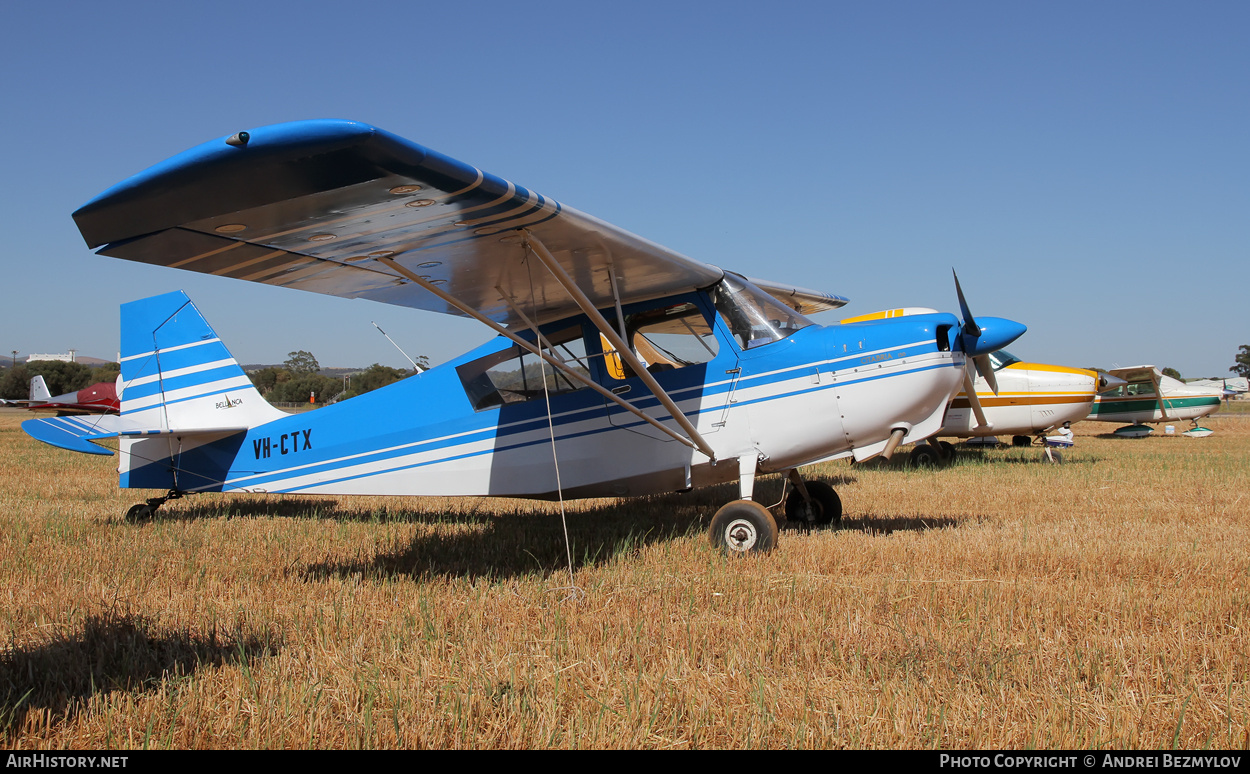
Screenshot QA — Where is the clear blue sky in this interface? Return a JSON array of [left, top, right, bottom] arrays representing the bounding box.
[[2, 1, 1246, 377]]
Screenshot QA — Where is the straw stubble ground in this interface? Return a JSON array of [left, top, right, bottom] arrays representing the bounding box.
[[1, 409, 1247, 749]]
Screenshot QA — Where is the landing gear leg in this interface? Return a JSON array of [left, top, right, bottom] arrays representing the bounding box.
[[1034, 434, 1063, 464], [709, 455, 779, 555], [124, 489, 185, 523], [783, 469, 842, 530]]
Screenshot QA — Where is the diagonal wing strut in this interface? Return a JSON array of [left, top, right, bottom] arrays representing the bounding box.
[[522, 231, 717, 461], [374, 257, 712, 457]]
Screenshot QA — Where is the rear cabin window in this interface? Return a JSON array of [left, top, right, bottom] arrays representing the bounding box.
[[457, 325, 592, 411]]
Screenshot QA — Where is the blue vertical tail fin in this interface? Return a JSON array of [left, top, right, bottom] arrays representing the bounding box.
[[119, 290, 285, 431]]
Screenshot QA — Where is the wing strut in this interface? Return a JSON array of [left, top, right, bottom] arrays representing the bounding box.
[[374, 257, 709, 456], [1149, 369, 1170, 420], [522, 231, 718, 462]]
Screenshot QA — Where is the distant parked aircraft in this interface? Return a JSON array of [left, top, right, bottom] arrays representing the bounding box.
[[1087, 366, 1221, 437], [0, 374, 120, 415]]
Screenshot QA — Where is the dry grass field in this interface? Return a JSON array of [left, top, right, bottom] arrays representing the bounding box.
[[1, 407, 1247, 749]]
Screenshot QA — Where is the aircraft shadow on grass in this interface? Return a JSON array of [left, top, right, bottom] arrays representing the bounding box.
[[868, 449, 1104, 468], [114, 473, 978, 581], [0, 609, 277, 734]]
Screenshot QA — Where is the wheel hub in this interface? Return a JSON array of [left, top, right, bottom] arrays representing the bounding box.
[[725, 518, 759, 551]]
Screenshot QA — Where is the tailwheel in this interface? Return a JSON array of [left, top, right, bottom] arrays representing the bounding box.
[[709, 500, 779, 555], [123, 489, 185, 523], [125, 503, 156, 523], [1042, 448, 1063, 464], [784, 481, 842, 529]]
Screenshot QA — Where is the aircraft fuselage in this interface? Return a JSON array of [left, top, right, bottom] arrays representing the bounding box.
[[117, 291, 964, 499]]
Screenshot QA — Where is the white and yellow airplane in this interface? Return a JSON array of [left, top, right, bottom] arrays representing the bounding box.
[[1087, 366, 1222, 437], [839, 308, 1106, 464]]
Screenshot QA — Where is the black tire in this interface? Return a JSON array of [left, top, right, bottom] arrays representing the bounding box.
[[1012, 435, 1033, 447], [939, 441, 956, 458], [784, 481, 842, 528], [125, 503, 155, 523], [1043, 449, 1063, 464], [709, 500, 779, 555], [910, 445, 940, 467]]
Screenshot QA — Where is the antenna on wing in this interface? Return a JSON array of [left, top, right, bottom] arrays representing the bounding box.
[[371, 322, 424, 373]]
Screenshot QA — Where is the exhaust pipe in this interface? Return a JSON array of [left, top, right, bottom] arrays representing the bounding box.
[[879, 427, 908, 462]]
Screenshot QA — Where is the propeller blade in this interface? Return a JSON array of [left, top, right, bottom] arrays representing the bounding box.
[[963, 360, 992, 430], [953, 270, 980, 337], [973, 354, 1000, 395]]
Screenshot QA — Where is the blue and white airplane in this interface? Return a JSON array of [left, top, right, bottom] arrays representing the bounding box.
[[23, 120, 1026, 554]]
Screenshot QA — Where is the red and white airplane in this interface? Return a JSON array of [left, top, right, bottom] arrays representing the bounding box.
[[1, 374, 120, 415]]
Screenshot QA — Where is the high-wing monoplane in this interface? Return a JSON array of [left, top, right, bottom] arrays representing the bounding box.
[[1, 374, 120, 415], [1087, 366, 1222, 437], [23, 120, 1026, 554]]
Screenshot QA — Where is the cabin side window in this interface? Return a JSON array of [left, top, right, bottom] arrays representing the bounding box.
[[602, 301, 720, 380], [457, 325, 592, 411]]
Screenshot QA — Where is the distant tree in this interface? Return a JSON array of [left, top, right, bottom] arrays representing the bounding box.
[[248, 367, 291, 395], [0, 365, 28, 400], [28, 361, 93, 395], [284, 350, 320, 375], [268, 373, 341, 404], [1233, 345, 1250, 379], [94, 363, 120, 385], [0, 361, 96, 400], [339, 363, 412, 400], [1162, 367, 1181, 380]]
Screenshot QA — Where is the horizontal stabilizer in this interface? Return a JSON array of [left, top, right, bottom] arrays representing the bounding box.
[[22, 415, 120, 456]]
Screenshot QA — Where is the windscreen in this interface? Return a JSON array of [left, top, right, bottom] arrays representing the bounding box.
[[711, 273, 814, 350]]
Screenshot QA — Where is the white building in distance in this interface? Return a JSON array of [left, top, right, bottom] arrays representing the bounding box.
[[27, 350, 76, 363]]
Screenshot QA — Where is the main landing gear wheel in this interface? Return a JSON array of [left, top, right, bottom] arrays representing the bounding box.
[[939, 441, 956, 458], [709, 500, 779, 555], [1012, 435, 1032, 447], [910, 445, 941, 467], [784, 481, 842, 529]]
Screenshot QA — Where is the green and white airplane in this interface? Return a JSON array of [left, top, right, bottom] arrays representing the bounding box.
[[1087, 366, 1222, 437]]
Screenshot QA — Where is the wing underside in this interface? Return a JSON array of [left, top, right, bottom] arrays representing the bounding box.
[[74, 120, 845, 326], [76, 120, 722, 327]]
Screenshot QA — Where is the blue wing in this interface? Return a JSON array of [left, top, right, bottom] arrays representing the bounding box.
[[74, 120, 845, 325]]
